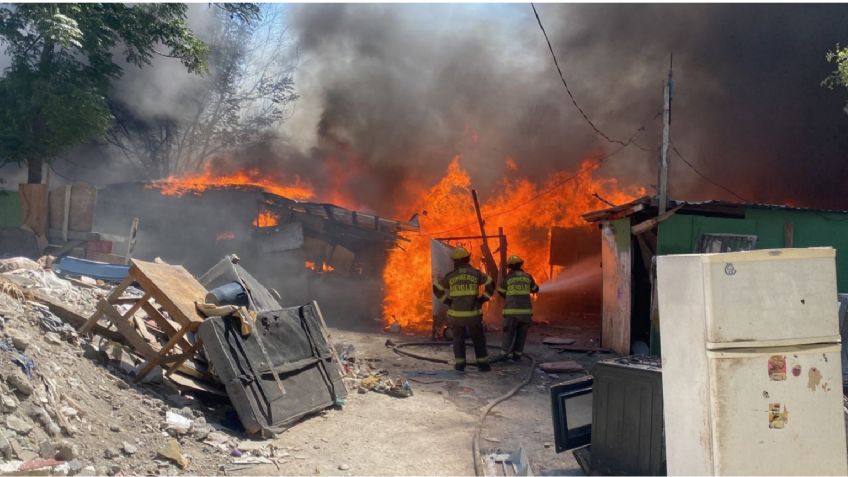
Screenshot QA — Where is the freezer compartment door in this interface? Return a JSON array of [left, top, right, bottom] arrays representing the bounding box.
[[702, 249, 840, 347], [708, 345, 847, 475]]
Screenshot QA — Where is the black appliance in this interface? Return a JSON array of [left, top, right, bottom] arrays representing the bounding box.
[[550, 356, 665, 475]]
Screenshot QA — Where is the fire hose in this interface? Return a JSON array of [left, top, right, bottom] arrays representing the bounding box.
[[387, 340, 537, 476]]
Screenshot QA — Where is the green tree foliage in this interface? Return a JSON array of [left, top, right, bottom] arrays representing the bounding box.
[[0, 3, 258, 183], [823, 44, 848, 92]]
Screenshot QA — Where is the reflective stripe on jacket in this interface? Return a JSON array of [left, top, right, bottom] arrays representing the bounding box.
[[433, 265, 494, 318], [497, 270, 539, 316]]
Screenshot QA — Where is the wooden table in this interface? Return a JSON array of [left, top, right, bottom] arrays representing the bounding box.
[[79, 259, 209, 382]]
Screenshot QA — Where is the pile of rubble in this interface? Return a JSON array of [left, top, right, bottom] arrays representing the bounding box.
[[0, 256, 358, 476]]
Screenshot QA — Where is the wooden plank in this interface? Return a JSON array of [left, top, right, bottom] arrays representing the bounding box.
[[68, 183, 96, 232], [784, 222, 794, 248], [133, 324, 195, 383], [62, 185, 71, 242], [554, 345, 612, 354], [79, 276, 133, 333], [600, 221, 631, 355], [47, 229, 101, 242], [98, 300, 158, 360], [19, 183, 49, 239], [631, 205, 684, 235], [124, 218, 139, 265], [129, 260, 207, 326], [164, 340, 204, 377], [120, 292, 149, 321], [141, 302, 192, 351]]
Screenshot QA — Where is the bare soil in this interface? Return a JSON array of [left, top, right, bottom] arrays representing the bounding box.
[[0, 265, 605, 476]]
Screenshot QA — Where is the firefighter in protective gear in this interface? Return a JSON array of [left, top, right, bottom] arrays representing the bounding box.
[[497, 255, 539, 361], [432, 246, 495, 372]]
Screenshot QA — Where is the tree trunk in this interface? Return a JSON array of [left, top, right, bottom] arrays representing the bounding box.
[[27, 157, 43, 184]]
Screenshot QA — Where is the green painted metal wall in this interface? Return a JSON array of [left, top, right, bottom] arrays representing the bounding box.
[[0, 190, 20, 227], [657, 208, 848, 292], [651, 207, 848, 356]]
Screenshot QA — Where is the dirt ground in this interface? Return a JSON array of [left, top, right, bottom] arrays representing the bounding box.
[[0, 262, 606, 476]]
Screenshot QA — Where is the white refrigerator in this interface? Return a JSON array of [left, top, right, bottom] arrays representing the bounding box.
[[657, 247, 848, 475]]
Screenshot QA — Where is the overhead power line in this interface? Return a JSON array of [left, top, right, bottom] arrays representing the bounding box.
[[671, 143, 748, 202], [531, 3, 630, 147]]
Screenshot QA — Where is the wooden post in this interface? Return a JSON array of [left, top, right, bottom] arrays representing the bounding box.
[[784, 222, 794, 248], [61, 185, 72, 243], [658, 55, 673, 214], [124, 218, 139, 265], [497, 226, 507, 281], [470, 189, 499, 284]]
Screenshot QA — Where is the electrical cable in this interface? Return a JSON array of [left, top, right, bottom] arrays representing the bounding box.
[[531, 3, 629, 147], [670, 143, 748, 202], [386, 340, 537, 476]]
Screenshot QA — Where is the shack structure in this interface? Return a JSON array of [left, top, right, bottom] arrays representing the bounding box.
[[582, 196, 848, 356]]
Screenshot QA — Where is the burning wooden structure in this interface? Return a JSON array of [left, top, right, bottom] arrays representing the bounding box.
[[93, 182, 417, 327], [583, 196, 848, 355]]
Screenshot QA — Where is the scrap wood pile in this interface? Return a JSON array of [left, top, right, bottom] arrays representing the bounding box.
[[0, 254, 353, 475]]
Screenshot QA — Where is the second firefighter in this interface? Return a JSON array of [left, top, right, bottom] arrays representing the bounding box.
[[497, 255, 539, 361]]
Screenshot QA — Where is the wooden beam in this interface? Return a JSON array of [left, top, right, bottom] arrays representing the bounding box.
[[78, 276, 132, 333], [62, 185, 72, 243], [97, 300, 158, 360], [784, 222, 794, 248], [631, 205, 684, 235], [124, 218, 139, 265]]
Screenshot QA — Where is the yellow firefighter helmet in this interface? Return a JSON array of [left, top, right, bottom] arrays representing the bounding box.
[[451, 246, 471, 260], [507, 255, 524, 266]]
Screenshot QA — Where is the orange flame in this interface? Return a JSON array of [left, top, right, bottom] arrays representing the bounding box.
[[305, 260, 335, 273], [253, 210, 280, 228], [382, 155, 645, 331], [147, 163, 314, 200]]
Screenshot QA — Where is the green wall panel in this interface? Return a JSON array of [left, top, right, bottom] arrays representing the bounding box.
[[0, 190, 20, 227]]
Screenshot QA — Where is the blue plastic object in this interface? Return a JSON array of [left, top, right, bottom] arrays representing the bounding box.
[[53, 256, 130, 283]]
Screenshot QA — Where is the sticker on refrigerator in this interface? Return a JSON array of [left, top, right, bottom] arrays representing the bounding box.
[[808, 367, 822, 391], [768, 355, 786, 381], [768, 403, 788, 429]]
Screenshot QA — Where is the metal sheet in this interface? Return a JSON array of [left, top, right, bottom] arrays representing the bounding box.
[[257, 222, 304, 254]]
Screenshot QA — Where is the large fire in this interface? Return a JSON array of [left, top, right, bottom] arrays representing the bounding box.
[[382, 155, 646, 331], [147, 163, 315, 200]]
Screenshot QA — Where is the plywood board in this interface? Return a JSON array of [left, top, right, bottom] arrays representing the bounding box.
[[48, 183, 96, 232], [600, 220, 631, 355], [19, 184, 48, 237], [129, 259, 208, 326]]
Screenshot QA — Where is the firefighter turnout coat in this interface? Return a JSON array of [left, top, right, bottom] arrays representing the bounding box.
[[433, 265, 495, 320], [497, 269, 540, 322]]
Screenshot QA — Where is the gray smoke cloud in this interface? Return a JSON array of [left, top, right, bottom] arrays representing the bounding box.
[[7, 4, 848, 216], [275, 3, 848, 215]]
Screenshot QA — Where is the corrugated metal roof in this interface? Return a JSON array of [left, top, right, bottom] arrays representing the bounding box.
[[669, 199, 848, 215], [582, 196, 848, 222]]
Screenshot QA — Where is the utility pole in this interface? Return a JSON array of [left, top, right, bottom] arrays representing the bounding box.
[[658, 54, 673, 214]]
